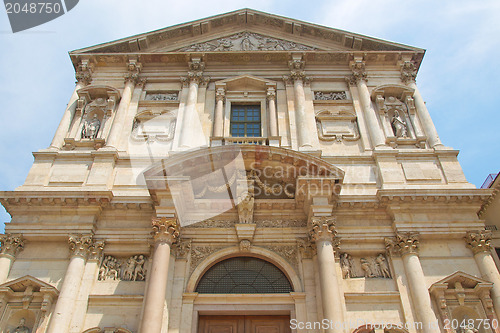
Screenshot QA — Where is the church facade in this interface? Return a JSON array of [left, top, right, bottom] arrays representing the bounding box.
[[0, 9, 497, 333]]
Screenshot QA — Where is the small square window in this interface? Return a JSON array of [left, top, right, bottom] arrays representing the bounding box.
[[230, 105, 261, 137]]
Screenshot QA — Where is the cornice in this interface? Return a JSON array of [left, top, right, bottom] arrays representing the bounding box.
[[0, 191, 113, 213], [377, 189, 492, 205], [479, 179, 500, 218]]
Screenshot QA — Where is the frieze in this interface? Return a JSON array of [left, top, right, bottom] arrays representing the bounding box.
[[255, 220, 307, 228], [145, 92, 178, 101], [314, 91, 347, 101], [184, 220, 235, 228], [177, 32, 316, 52], [98, 254, 147, 282]]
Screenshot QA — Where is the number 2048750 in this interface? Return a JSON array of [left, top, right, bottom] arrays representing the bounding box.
[[5, 2, 62, 14]]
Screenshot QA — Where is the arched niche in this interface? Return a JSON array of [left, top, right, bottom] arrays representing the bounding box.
[[370, 84, 426, 148], [64, 85, 121, 149], [186, 245, 303, 293]]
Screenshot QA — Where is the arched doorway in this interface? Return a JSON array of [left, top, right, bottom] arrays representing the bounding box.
[[195, 256, 293, 333]]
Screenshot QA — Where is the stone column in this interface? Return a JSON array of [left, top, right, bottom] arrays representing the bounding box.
[[69, 241, 105, 333], [401, 60, 443, 148], [49, 60, 92, 149], [139, 218, 179, 333], [465, 231, 500, 319], [309, 217, 343, 333], [386, 232, 440, 333], [106, 59, 142, 149], [267, 87, 278, 137], [346, 59, 386, 148], [0, 234, 25, 283], [47, 235, 101, 333], [178, 58, 208, 149], [213, 87, 225, 137], [285, 58, 313, 149]]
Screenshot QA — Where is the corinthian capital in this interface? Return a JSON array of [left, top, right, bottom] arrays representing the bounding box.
[[345, 58, 367, 85], [68, 234, 94, 259], [465, 230, 492, 255], [75, 59, 93, 85], [266, 87, 276, 101], [309, 216, 339, 245], [152, 217, 180, 245], [400, 60, 417, 84], [216, 88, 226, 103], [284, 58, 309, 82], [0, 234, 25, 258], [385, 232, 420, 256], [124, 58, 143, 84]]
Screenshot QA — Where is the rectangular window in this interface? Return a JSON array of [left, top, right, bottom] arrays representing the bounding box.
[[230, 104, 261, 137]]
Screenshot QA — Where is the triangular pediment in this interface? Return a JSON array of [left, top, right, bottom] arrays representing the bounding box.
[[0, 275, 59, 294], [70, 9, 423, 55], [216, 75, 276, 91], [431, 271, 492, 289]]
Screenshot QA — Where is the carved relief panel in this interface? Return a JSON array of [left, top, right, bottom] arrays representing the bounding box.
[[339, 253, 392, 279], [372, 85, 427, 148], [97, 254, 148, 282], [64, 86, 120, 150]]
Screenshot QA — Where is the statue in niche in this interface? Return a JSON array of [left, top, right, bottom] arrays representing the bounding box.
[[376, 254, 391, 278], [82, 114, 101, 139], [360, 258, 375, 277], [391, 110, 408, 138], [340, 253, 355, 278], [13, 318, 30, 333]]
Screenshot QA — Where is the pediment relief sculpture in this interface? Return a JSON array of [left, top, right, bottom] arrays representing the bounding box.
[[315, 110, 360, 142], [177, 32, 317, 52]]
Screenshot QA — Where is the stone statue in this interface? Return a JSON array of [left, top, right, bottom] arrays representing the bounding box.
[[391, 110, 408, 138], [237, 192, 254, 224], [340, 253, 355, 278], [134, 255, 146, 281], [82, 114, 101, 139], [376, 254, 391, 278], [360, 258, 375, 278], [13, 318, 30, 333], [240, 35, 253, 51]]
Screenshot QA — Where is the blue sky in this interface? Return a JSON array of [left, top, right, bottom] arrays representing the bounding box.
[[1, 0, 499, 230]]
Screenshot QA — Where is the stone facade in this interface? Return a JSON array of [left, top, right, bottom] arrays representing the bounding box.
[[0, 8, 496, 333]]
